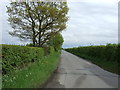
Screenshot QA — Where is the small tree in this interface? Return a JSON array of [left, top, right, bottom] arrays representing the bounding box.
[[47, 33, 64, 51], [7, 2, 68, 47]]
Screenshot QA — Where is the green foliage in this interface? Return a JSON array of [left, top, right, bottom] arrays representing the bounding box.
[[26, 43, 34, 47], [6, 2, 69, 47], [2, 44, 44, 75], [47, 33, 64, 52], [2, 52, 60, 88], [65, 44, 119, 74], [50, 46, 55, 54], [2, 44, 60, 88]]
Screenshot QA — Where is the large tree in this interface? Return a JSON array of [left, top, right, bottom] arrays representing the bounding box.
[[7, 2, 68, 47]]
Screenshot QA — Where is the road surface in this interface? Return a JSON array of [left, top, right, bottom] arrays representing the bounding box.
[[45, 50, 119, 88]]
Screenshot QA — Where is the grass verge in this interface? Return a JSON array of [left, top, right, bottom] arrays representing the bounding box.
[[2, 52, 60, 88]]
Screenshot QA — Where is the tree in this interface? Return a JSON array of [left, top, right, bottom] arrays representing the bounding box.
[[47, 33, 64, 51], [6, 2, 68, 47]]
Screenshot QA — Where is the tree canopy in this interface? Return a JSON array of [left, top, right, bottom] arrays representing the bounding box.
[[47, 33, 64, 51], [7, 2, 68, 47]]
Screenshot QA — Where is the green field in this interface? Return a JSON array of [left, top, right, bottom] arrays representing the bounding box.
[[65, 44, 119, 75], [2, 44, 60, 88]]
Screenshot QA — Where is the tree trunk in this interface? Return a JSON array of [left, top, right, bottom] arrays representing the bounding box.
[[38, 20, 42, 47], [38, 32, 41, 47], [32, 22, 36, 47]]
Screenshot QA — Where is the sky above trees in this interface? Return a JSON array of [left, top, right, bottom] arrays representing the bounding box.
[[0, 0, 119, 48]]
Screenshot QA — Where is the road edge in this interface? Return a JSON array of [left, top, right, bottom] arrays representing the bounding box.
[[39, 54, 61, 88]]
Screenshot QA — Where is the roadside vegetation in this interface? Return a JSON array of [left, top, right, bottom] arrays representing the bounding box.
[[2, 44, 60, 88], [2, 1, 68, 88], [65, 44, 119, 75]]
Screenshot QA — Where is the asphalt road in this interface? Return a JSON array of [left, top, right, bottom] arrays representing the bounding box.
[[45, 50, 119, 88]]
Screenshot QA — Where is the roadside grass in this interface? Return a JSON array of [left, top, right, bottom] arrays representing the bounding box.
[[2, 52, 60, 88]]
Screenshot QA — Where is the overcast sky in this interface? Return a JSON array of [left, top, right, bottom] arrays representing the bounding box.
[[0, 0, 119, 48]]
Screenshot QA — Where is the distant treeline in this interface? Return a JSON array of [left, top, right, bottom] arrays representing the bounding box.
[[65, 44, 119, 74]]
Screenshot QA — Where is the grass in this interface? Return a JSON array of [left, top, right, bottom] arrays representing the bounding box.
[[2, 52, 60, 88]]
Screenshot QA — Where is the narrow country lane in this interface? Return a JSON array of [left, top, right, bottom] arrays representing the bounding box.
[[45, 50, 119, 88]]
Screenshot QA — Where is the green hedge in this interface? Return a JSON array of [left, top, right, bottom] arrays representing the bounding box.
[[65, 44, 118, 62], [2, 52, 60, 88], [1, 44, 60, 88], [65, 44, 119, 74], [2, 44, 44, 75]]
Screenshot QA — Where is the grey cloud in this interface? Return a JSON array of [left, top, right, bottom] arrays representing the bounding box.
[[62, 1, 118, 48], [0, 1, 118, 48]]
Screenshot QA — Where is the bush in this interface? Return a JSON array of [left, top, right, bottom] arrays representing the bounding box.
[[65, 44, 118, 62], [1, 44, 60, 88], [65, 44, 119, 74], [2, 44, 44, 75], [2, 52, 60, 88], [47, 33, 64, 52], [26, 43, 34, 47]]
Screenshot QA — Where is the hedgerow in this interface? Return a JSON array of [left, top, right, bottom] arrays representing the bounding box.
[[65, 44, 119, 74], [2, 44, 45, 75], [1, 44, 60, 88], [2, 52, 60, 88]]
